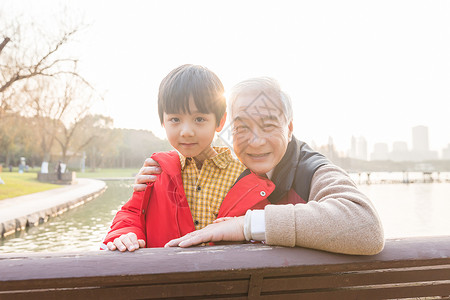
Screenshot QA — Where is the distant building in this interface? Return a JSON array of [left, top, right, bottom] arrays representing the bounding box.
[[349, 136, 368, 161], [393, 141, 408, 152], [370, 142, 389, 161], [410, 125, 438, 161], [317, 137, 339, 162], [391, 141, 409, 161], [442, 144, 450, 160], [412, 125, 429, 152], [368, 125, 444, 162]]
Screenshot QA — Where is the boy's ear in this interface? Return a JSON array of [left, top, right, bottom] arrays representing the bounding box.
[[216, 112, 227, 132], [288, 121, 293, 141]]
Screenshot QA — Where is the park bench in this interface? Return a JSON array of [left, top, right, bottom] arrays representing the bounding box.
[[0, 235, 449, 299]]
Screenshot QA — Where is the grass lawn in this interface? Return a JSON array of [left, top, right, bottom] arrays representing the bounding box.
[[0, 168, 138, 200], [0, 172, 61, 200]]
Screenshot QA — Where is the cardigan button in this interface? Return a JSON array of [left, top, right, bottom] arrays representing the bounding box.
[[142, 209, 145, 214], [260, 191, 266, 197]]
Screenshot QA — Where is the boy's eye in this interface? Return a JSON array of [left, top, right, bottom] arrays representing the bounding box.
[[195, 117, 205, 122], [170, 117, 180, 123]]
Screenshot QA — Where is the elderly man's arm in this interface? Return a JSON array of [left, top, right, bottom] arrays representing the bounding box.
[[264, 164, 385, 255]]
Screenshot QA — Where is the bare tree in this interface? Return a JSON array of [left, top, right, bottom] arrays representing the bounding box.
[[0, 8, 89, 116], [53, 78, 99, 163], [21, 74, 100, 163], [0, 37, 10, 55], [72, 115, 119, 170], [0, 7, 103, 166], [0, 112, 21, 166]]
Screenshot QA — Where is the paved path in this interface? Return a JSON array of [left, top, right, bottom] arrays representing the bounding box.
[[0, 178, 106, 238]]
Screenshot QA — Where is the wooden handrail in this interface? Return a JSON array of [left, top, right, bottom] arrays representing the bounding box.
[[1, 236, 449, 299]]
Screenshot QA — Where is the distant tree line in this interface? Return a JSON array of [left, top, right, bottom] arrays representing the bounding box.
[[0, 113, 171, 169]]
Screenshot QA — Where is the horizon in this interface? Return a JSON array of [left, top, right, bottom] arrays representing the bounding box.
[[100, 123, 450, 159]]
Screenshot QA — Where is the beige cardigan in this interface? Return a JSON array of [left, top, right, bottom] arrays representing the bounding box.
[[264, 164, 385, 255]]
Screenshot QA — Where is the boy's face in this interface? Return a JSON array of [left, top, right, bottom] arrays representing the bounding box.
[[163, 98, 225, 158], [231, 91, 293, 175]]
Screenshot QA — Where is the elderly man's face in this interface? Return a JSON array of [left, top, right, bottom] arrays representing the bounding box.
[[232, 91, 293, 175]]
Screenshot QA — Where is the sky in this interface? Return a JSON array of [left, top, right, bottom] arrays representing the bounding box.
[[3, 0, 450, 156]]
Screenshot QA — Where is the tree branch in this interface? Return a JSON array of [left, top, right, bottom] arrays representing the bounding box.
[[0, 37, 10, 55], [33, 28, 78, 73]]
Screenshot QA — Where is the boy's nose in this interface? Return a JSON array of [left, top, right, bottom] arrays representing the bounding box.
[[180, 125, 195, 137]]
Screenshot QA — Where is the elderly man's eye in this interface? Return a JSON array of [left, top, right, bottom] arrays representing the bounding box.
[[234, 126, 249, 134], [262, 124, 278, 131]]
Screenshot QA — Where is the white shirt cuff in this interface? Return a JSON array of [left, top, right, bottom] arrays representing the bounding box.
[[244, 209, 266, 241]]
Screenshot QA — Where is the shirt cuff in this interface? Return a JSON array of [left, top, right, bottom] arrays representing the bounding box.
[[243, 209, 266, 241]]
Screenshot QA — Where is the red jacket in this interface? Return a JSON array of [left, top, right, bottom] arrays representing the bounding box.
[[103, 151, 276, 248]]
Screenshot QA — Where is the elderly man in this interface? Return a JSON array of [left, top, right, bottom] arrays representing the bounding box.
[[135, 77, 384, 255]]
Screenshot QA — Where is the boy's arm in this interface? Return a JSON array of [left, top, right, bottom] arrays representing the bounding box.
[[103, 189, 150, 251]]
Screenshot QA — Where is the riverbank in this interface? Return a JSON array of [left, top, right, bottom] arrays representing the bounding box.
[[0, 178, 106, 238]]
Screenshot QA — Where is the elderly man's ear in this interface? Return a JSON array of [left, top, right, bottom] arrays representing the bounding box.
[[288, 121, 294, 142]]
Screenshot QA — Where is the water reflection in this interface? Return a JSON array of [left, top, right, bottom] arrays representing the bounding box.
[[359, 183, 450, 239], [0, 180, 133, 253]]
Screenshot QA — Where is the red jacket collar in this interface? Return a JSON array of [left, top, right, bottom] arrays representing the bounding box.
[[218, 172, 275, 218], [151, 151, 181, 176]]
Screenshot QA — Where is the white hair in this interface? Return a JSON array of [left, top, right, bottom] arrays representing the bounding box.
[[228, 77, 293, 123]]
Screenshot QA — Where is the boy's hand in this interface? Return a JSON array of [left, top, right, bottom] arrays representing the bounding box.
[[133, 158, 162, 192], [107, 232, 146, 252], [165, 216, 245, 248]]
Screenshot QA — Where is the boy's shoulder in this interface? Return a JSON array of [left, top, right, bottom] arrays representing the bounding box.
[[151, 150, 182, 174], [151, 150, 179, 161]]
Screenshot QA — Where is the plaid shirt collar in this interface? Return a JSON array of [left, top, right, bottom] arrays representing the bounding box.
[[179, 147, 234, 170]]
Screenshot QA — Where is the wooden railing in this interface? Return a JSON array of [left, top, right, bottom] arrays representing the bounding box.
[[1, 236, 449, 299]]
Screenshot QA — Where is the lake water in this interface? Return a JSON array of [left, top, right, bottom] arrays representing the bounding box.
[[0, 180, 133, 253], [1, 175, 449, 253]]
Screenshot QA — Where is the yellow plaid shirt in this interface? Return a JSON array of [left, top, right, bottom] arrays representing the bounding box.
[[179, 147, 245, 230]]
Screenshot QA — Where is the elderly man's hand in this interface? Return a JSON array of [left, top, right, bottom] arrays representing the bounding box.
[[133, 158, 162, 192], [165, 216, 245, 248]]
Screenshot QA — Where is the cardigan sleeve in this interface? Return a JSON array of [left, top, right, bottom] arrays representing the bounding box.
[[264, 164, 385, 255]]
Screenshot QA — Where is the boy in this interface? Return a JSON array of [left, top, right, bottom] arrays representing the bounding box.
[[103, 64, 245, 251]]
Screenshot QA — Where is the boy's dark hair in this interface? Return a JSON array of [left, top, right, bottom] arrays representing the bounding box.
[[158, 64, 226, 126]]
